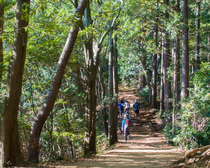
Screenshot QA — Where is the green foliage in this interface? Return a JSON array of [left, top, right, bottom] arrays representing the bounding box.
[[39, 108, 85, 161], [165, 63, 210, 150], [139, 86, 150, 105], [96, 132, 109, 154], [0, 85, 7, 121], [1, 0, 209, 164]]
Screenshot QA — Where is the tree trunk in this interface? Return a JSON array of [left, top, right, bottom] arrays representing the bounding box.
[[159, 37, 164, 116], [98, 63, 108, 137], [172, 0, 181, 135], [83, 5, 121, 153], [152, 0, 159, 109], [152, 46, 157, 108], [0, 1, 4, 88], [3, 0, 30, 166], [108, 30, 117, 146], [195, 0, 200, 72], [0, 119, 3, 167], [84, 39, 97, 155], [84, 65, 97, 154], [74, 67, 84, 118], [163, 0, 171, 124], [140, 53, 146, 89], [83, 2, 97, 155], [138, 39, 146, 89], [181, 0, 189, 99], [112, 27, 118, 143], [28, 0, 89, 163]]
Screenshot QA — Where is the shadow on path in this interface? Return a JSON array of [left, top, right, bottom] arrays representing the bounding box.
[[46, 89, 185, 168]]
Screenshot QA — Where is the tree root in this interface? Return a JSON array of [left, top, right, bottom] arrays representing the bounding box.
[[168, 145, 210, 168]]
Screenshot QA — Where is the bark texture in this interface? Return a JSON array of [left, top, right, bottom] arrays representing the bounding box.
[[0, 1, 4, 88], [108, 30, 117, 146], [152, 0, 159, 109], [112, 28, 118, 143], [172, 0, 181, 135], [98, 63, 108, 137], [140, 51, 146, 89], [28, 0, 89, 163], [0, 2, 4, 165], [83, 2, 97, 155], [3, 0, 30, 166], [181, 0, 189, 99], [163, 0, 171, 123], [74, 66, 84, 118], [159, 45, 164, 116], [195, 0, 200, 72]]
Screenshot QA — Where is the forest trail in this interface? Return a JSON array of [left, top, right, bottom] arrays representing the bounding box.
[[46, 88, 185, 168]]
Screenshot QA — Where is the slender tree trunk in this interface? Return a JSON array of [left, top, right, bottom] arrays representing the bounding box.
[[140, 53, 146, 89], [152, 47, 157, 108], [74, 67, 84, 118], [152, 0, 159, 109], [28, 0, 89, 163], [3, 0, 30, 166], [163, 0, 171, 124], [181, 0, 189, 99], [138, 40, 146, 89], [84, 39, 97, 155], [98, 63, 108, 137], [108, 31, 114, 144], [172, 0, 181, 135], [0, 6, 4, 164], [112, 27, 118, 143], [0, 1, 4, 88], [83, 2, 97, 155], [84, 64, 97, 155], [195, 0, 200, 72], [159, 37, 164, 116], [108, 30, 117, 146]]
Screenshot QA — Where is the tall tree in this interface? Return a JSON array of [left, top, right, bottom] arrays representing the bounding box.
[[139, 41, 146, 90], [0, 0, 4, 88], [74, 66, 84, 118], [159, 44, 164, 115], [152, 0, 159, 109], [195, 0, 200, 72], [181, 0, 189, 98], [108, 30, 114, 145], [172, 0, 181, 135], [112, 27, 118, 143], [108, 29, 118, 145], [28, 0, 89, 163], [3, 0, 30, 166], [163, 0, 171, 124], [83, 3, 121, 154], [98, 62, 108, 137], [83, 1, 97, 155]]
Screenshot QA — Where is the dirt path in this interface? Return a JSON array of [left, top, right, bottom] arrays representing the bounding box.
[[48, 89, 185, 168]]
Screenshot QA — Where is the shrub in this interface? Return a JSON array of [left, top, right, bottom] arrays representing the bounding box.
[[170, 63, 210, 150]]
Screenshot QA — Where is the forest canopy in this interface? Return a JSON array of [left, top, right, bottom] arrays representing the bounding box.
[[0, 0, 209, 166]]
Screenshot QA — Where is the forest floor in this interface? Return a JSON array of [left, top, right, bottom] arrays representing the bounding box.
[[42, 88, 185, 168]]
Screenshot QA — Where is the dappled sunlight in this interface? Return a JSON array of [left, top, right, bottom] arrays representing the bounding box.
[[46, 89, 185, 168]]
